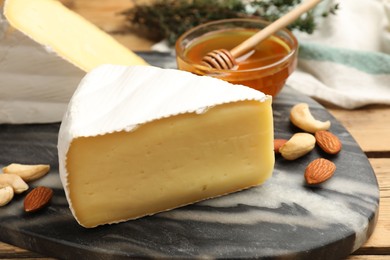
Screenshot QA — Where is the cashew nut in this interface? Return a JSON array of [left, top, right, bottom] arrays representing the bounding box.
[[279, 133, 316, 160], [0, 186, 14, 207], [290, 103, 331, 133], [3, 163, 50, 182], [0, 173, 29, 194]]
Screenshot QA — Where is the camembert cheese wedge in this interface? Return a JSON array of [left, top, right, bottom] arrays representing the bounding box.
[[0, 0, 147, 124], [58, 65, 274, 228]]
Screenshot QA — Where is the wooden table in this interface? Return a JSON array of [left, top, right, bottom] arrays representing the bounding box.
[[1, 1, 389, 259]]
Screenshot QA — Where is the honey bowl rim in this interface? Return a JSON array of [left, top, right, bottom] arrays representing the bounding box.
[[175, 18, 299, 75]]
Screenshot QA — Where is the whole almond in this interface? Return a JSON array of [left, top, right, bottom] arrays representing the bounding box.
[[274, 139, 288, 154], [315, 130, 342, 154], [24, 186, 53, 213], [305, 158, 336, 185]]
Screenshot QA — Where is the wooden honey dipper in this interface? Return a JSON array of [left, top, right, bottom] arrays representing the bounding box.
[[201, 0, 322, 70]]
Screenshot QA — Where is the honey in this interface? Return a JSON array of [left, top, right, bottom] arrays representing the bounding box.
[[176, 19, 298, 96]]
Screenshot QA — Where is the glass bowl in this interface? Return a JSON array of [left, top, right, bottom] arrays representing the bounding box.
[[175, 18, 298, 97]]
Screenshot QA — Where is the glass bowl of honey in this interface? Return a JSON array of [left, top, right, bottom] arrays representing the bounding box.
[[175, 18, 298, 97]]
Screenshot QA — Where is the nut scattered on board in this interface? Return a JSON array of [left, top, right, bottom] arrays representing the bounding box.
[[0, 186, 14, 207], [277, 103, 340, 186], [315, 130, 342, 154], [304, 158, 336, 185], [0, 173, 29, 194], [290, 103, 331, 133], [279, 133, 316, 160], [2, 163, 50, 182], [24, 186, 54, 213], [274, 139, 288, 154]]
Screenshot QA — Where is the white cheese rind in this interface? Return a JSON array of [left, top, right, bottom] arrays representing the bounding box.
[[63, 65, 268, 138], [58, 65, 271, 227]]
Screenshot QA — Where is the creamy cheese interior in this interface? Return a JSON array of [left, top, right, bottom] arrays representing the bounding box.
[[4, 0, 147, 72], [66, 100, 274, 228], [58, 65, 274, 228], [1, 0, 148, 124]]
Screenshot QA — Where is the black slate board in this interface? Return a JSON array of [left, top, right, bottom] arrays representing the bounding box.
[[0, 52, 379, 260]]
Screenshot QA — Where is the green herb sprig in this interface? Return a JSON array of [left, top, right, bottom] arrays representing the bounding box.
[[121, 0, 338, 46]]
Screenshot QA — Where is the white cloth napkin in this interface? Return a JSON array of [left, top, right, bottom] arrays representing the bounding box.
[[151, 0, 390, 109], [287, 0, 390, 108]]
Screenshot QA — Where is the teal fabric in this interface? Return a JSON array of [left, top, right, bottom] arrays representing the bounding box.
[[299, 43, 390, 75], [283, 0, 390, 108]]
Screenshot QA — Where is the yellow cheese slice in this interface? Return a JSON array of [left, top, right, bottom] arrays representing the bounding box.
[[3, 0, 148, 71], [58, 65, 274, 228], [67, 100, 274, 228]]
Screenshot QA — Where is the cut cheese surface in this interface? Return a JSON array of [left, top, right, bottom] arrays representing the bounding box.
[[0, 0, 147, 123], [58, 65, 274, 228], [4, 0, 147, 71]]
